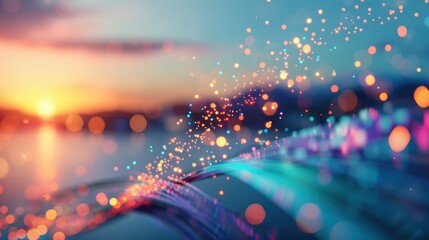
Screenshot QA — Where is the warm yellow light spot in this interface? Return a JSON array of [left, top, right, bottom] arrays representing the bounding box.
[[109, 198, 118, 206], [45, 209, 57, 220], [129, 114, 148, 133], [354, 60, 361, 68], [388, 126, 411, 152], [306, 18, 312, 24], [379, 92, 388, 101], [27, 228, 40, 240], [397, 25, 407, 38], [37, 225, 48, 235], [414, 85, 429, 108], [219, 190, 224, 196], [216, 136, 227, 147], [37, 99, 55, 119], [365, 74, 376, 86], [279, 70, 288, 80], [302, 44, 312, 54], [234, 63, 240, 68], [293, 37, 300, 45]]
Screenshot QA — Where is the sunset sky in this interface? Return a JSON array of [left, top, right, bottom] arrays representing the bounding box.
[[1, 0, 427, 116]]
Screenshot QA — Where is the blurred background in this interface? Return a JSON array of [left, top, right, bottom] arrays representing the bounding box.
[[0, 0, 428, 239]]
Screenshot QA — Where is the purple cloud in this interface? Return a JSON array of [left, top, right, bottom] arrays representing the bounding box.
[[0, 0, 205, 55]]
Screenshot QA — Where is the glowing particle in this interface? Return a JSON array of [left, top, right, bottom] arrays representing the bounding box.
[[234, 63, 240, 68], [368, 46, 376, 55], [354, 61, 361, 68], [219, 190, 224, 196], [293, 37, 300, 44], [109, 198, 118, 206], [306, 18, 312, 24], [397, 25, 407, 38], [259, 62, 266, 68], [129, 114, 148, 133], [96, 192, 108, 206], [281, 24, 287, 30], [365, 74, 376, 86], [262, 93, 269, 100], [379, 92, 388, 101], [388, 126, 411, 152], [262, 101, 278, 116], [245, 203, 266, 225], [331, 85, 339, 93], [234, 124, 241, 132], [302, 44, 312, 54], [76, 204, 90, 217], [88, 116, 105, 134], [45, 209, 57, 220], [27, 228, 40, 240], [414, 86, 429, 108], [37, 225, 48, 235], [244, 48, 251, 55], [65, 114, 83, 133], [53, 232, 65, 240], [338, 90, 358, 112], [296, 203, 322, 233], [385, 44, 392, 52], [280, 70, 288, 80], [216, 136, 227, 147]]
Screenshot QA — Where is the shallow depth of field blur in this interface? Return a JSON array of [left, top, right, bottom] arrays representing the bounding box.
[[1, 1, 429, 240]]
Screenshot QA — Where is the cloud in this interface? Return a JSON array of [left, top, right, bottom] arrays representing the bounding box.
[[0, 0, 77, 39], [47, 40, 206, 55], [0, 0, 205, 55]]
